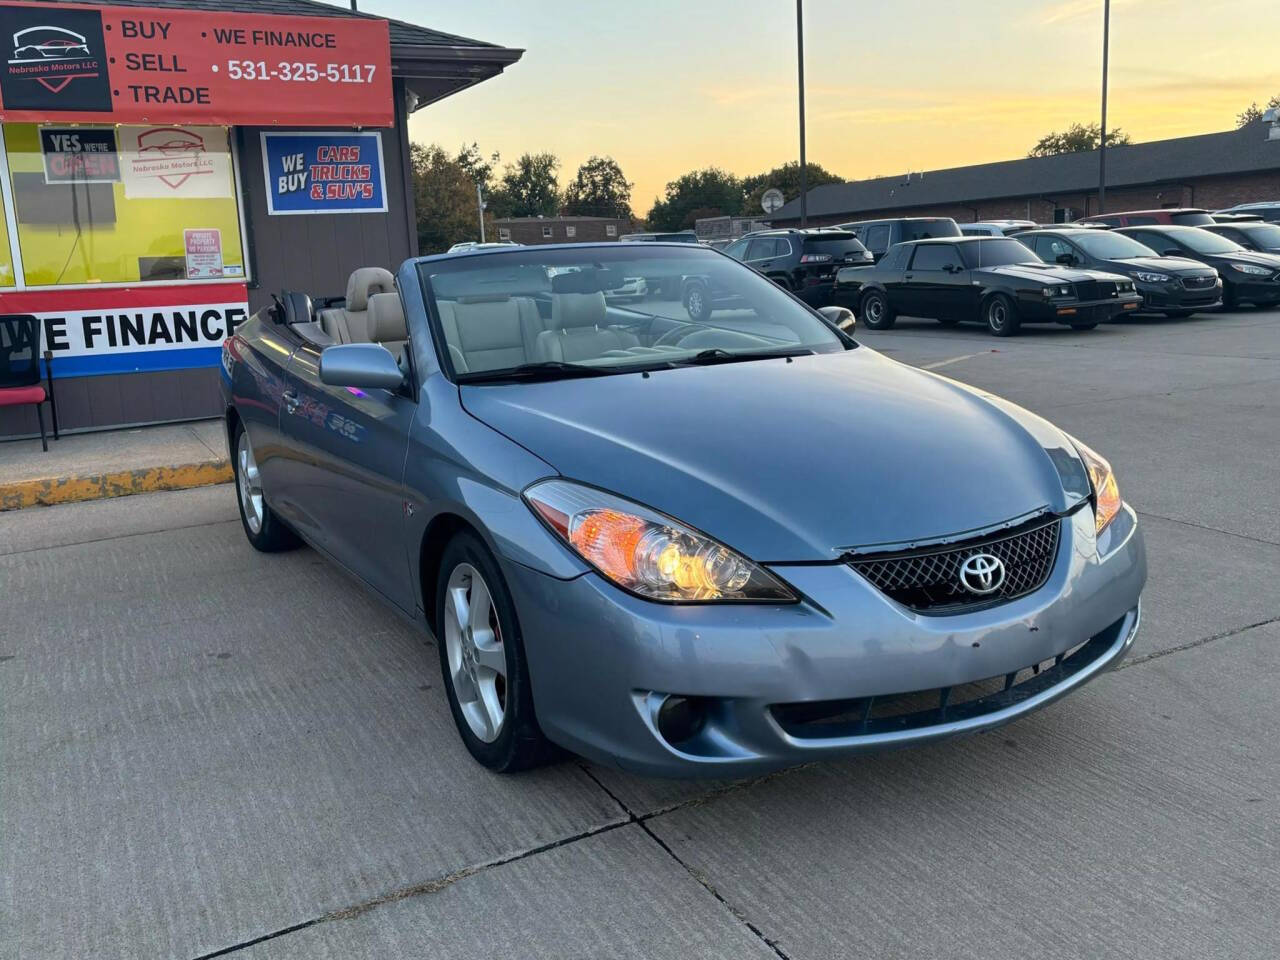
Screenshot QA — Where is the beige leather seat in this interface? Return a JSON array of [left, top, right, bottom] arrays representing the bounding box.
[[366, 292, 412, 374], [436, 296, 543, 372], [319, 267, 396, 343], [534, 289, 640, 362]]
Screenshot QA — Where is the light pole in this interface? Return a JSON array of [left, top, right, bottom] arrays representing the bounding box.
[[796, 0, 808, 227], [1098, 0, 1110, 215], [477, 183, 486, 243]]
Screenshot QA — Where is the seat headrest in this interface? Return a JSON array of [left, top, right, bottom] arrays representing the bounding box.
[[549, 268, 619, 294], [367, 292, 408, 343], [346, 267, 396, 311], [551, 290, 606, 329]]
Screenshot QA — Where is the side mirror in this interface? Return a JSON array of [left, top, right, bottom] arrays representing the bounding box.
[[942, 263, 961, 273], [1056, 252, 1076, 266], [819, 305, 856, 333], [319, 343, 405, 390], [1163, 248, 1181, 257]]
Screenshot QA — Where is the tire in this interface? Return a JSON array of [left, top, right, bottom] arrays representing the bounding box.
[[232, 423, 300, 552], [435, 530, 555, 773], [1162, 309, 1196, 319], [683, 281, 712, 322], [859, 290, 896, 330], [984, 293, 1021, 337]]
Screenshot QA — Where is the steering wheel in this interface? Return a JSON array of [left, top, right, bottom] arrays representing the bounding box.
[[653, 323, 698, 348]]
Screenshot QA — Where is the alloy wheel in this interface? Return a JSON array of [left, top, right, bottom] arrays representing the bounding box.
[[987, 299, 1008, 332], [443, 562, 507, 743], [687, 288, 705, 317], [866, 295, 883, 324], [237, 431, 264, 535]]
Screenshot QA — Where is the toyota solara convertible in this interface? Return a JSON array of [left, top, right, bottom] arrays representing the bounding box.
[[220, 242, 1146, 777]]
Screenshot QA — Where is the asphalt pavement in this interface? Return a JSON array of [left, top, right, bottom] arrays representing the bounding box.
[[2, 308, 1278, 959]]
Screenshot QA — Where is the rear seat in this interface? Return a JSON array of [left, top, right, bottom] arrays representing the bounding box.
[[319, 267, 396, 343]]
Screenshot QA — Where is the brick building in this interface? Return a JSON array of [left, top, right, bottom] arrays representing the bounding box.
[[493, 216, 633, 244], [772, 119, 1280, 227]]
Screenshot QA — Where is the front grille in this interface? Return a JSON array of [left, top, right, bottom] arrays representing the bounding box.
[[1181, 276, 1217, 291], [1070, 277, 1111, 300], [848, 515, 1061, 614]]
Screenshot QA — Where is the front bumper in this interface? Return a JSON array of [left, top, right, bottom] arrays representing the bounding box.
[[1136, 277, 1222, 311], [507, 504, 1147, 778], [1022, 294, 1143, 324], [1228, 276, 1280, 304]]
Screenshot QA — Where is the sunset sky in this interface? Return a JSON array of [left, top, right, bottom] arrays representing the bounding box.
[[327, 0, 1279, 216]]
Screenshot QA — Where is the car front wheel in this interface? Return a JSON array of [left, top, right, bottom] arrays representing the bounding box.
[[436, 531, 554, 772], [860, 290, 895, 329], [984, 293, 1021, 337]]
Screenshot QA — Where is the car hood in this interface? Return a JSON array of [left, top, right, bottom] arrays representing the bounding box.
[[1211, 250, 1280, 268], [1109, 256, 1212, 276], [979, 263, 1127, 283], [460, 349, 1089, 563]]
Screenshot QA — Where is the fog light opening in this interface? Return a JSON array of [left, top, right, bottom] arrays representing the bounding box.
[[656, 695, 708, 746]]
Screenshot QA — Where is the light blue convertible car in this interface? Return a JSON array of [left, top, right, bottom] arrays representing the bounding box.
[[221, 243, 1146, 777]]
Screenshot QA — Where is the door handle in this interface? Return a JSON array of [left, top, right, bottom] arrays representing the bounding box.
[[904, 273, 913, 279], [282, 389, 300, 414]]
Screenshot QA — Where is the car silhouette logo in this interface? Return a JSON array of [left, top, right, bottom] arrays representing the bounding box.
[[959, 553, 1006, 595], [136, 128, 209, 190], [8, 25, 96, 94]]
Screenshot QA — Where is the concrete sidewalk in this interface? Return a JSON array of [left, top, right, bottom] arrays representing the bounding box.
[[0, 419, 232, 511]]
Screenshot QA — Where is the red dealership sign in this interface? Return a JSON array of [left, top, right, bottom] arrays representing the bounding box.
[[0, 1, 392, 126]]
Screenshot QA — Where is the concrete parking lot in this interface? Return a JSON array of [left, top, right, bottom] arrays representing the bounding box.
[[3, 308, 1278, 960]]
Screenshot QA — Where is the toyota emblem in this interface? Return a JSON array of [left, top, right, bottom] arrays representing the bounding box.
[[959, 553, 1005, 595]]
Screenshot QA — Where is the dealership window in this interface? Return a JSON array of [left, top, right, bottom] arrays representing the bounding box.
[[0, 201, 13, 288], [498, 227, 511, 241], [2, 123, 246, 287], [542, 225, 553, 238], [605, 224, 617, 237], [566, 225, 576, 238]]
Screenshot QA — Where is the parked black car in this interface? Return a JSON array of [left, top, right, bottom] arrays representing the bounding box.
[[1017, 228, 1221, 317], [835, 217, 962, 262], [1114, 225, 1280, 308], [681, 229, 871, 319], [833, 236, 1140, 337], [1203, 221, 1280, 255]]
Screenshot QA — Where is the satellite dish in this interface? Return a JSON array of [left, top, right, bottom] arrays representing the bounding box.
[[761, 188, 785, 214]]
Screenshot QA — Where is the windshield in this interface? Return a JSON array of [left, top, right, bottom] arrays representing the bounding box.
[[419, 246, 847, 381], [900, 219, 961, 241], [1173, 228, 1247, 254], [1074, 232, 1158, 259], [959, 238, 1040, 268], [1236, 223, 1280, 247], [1169, 212, 1215, 226]]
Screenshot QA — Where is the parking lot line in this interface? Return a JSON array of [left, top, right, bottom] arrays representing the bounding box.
[[920, 350, 993, 370]]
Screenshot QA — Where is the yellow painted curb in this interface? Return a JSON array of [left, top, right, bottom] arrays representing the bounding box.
[[0, 460, 233, 511]]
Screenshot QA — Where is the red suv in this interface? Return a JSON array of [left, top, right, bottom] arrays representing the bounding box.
[[1080, 208, 1215, 228]]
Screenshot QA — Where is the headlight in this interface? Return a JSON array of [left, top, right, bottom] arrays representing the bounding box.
[[1228, 262, 1271, 275], [1041, 287, 1054, 298], [1132, 271, 1169, 283], [1059, 285, 1070, 295], [524, 479, 796, 603], [1073, 440, 1122, 535]]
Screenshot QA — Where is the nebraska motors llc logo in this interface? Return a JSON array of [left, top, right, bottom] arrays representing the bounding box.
[[0, 5, 112, 111]]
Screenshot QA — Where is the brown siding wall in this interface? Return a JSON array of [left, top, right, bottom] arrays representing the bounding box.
[[238, 78, 417, 313]]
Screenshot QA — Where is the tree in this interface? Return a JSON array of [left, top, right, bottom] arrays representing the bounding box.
[[645, 167, 743, 231], [455, 142, 500, 191], [495, 152, 561, 218], [1238, 94, 1280, 128], [562, 156, 633, 219], [741, 161, 844, 214], [1027, 123, 1131, 157], [410, 143, 489, 254]]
